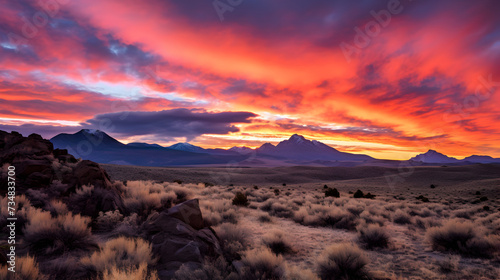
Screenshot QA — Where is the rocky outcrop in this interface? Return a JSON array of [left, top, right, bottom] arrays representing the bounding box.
[[142, 199, 223, 279], [1, 131, 55, 189], [1, 130, 224, 278], [64, 160, 112, 190], [0, 130, 123, 217]]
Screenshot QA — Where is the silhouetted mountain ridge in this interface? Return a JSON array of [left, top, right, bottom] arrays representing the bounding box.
[[48, 130, 500, 166]]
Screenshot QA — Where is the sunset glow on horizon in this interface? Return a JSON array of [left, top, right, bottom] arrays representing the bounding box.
[[1, 0, 499, 160]]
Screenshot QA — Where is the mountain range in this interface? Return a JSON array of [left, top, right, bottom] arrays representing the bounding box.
[[410, 149, 500, 164], [49, 129, 500, 167]]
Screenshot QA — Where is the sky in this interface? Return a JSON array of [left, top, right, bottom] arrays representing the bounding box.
[[0, 0, 499, 160]]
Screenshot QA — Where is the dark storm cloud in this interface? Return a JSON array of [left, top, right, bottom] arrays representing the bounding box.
[[84, 108, 257, 141]]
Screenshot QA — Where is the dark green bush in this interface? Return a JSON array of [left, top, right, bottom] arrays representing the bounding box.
[[364, 193, 376, 199], [353, 190, 364, 198], [325, 187, 340, 198], [416, 195, 429, 202], [232, 192, 249, 206]]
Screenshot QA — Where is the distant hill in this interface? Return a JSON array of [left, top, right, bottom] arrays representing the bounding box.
[[127, 142, 165, 149], [462, 155, 500, 163]]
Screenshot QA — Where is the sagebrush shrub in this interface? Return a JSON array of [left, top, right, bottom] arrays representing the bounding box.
[[358, 224, 390, 249], [232, 192, 249, 206], [258, 213, 273, 223], [124, 181, 177, 214], [262, 230, 294, 255], [202, 199, 239, 226], [322, 209, 358, 230], [81, 237, 156, 273], [0, 255, 47, 280], [95, 210, 124, 232], [437, 255, 460, 274], [174, 256, 238, 280], [102, 262, 159, 280], [241, 247, 285, 280], [284, 265, 320, 280], [393, 210, 412, 225], [215, 223, 250, 260], [45, 199, 69, 217], [24, 209, 94, 255], [426, 220, 500, 258], [317, 244, 370, 280]]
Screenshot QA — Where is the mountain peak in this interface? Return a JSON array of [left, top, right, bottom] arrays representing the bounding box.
[[168, 142, 205, 153], [410, 150, 458, 163], [229, 146, 254, 154], [80, 129, 103, 136], [289, 134, 306, 143]]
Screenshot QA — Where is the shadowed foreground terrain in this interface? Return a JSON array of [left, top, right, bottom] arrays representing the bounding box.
[[1, 131, 499, 279]]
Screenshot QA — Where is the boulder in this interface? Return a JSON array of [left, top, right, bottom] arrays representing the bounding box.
[[64, 160, 112, 189], [142, 199, 223, 279], [166, 199, 205, 230], [54, 149, 77, 163]]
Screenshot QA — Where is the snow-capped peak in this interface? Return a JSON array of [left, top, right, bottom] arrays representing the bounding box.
[[81, 129, 102, 136]]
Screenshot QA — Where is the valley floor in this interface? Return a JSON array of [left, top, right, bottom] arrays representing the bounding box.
[[102, 164, 500, 279]]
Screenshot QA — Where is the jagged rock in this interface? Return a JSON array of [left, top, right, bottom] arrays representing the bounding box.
[[54, 148, 77, 163], [142, 199, 223, 279], [166, 199, 205, 230], [64, 160, 112, 189]]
